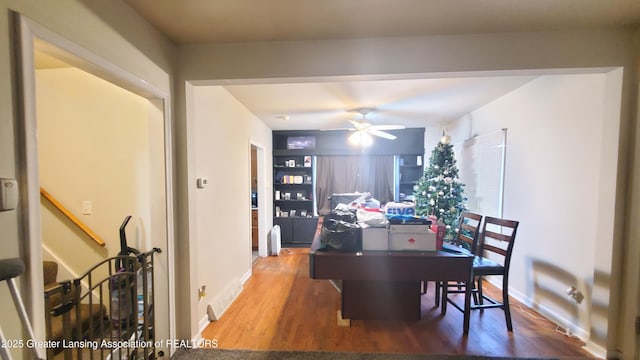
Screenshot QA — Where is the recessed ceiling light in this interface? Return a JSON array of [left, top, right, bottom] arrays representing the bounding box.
[[276, 115, 290, 121]]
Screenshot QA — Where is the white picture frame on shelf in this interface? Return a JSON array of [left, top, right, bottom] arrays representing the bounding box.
[[289, 210, 297, 217], [300, 209, 307, 217], [303, 156, 312, 167]]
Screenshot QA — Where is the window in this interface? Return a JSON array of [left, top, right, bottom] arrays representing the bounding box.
[[454, 129, 507, 217]]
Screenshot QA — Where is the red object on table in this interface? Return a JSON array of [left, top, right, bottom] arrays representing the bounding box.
[[428, 216, 445, 250], [435, 225, 445, 250], [428, 215, 438, 228]]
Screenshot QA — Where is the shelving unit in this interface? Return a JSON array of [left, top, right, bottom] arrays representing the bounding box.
[[271, 129, 426, 245], [273, 155, 318, 246], [396, 154, 424, 202]]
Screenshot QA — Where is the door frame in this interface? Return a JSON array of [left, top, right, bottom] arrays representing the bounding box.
[[249, 141, 268, 257], [13, 13, 177, 354]]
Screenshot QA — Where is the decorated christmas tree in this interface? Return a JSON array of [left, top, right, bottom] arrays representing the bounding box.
[[413, 133, 467, 241]]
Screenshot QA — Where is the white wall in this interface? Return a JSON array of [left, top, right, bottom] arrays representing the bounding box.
[[179, 30, 632, 80], [2, 2, 639, 358], [189, 86, 272, 335], [36, 67, 154, 272], [0, 1, 175, 356], [458, 73, 615, 353], [177, 30, 636, 355], [35, 65, 173, 351]]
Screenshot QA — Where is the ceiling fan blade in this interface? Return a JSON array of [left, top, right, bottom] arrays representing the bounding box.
[[348, 119, 370, 129], [368, 129, 397, 140], [320, 127, 356, 131], [369, 124, 405, 131]]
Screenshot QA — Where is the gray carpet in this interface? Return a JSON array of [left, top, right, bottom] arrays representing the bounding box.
[[171, 349, 559, 360]]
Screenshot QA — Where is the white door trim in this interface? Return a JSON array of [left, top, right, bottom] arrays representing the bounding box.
[[13, 12, 177, 355]]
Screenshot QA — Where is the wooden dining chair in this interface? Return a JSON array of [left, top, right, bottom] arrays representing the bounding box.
[[443, 215, 520, 331], [431, 212, 483, 306], [447, 211, 484, 254]]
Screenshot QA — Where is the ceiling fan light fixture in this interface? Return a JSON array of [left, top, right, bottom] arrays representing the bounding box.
[[348, 131, 361, 144], [349, 131, 373, 146], [361, 132, 373, 146]]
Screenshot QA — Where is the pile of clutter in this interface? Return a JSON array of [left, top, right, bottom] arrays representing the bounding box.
[[319, 198, 446, 252]]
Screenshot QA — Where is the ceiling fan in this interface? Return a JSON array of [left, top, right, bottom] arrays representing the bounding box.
[[343, 108, 405, 145]]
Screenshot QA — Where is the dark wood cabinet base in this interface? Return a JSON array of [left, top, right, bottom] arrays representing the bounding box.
[[274, 216, 319, 245], [342, 280, 421, 320], [309, 236, 474, 332]]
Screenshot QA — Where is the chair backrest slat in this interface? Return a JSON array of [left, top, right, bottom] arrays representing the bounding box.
[[454, 212, 483, 254], [484, 230, 512, 243], [483, 243, 507, 257], [460, 223, 477, 233], [480, 216, 519, 267], [459, 233, 474, 244]]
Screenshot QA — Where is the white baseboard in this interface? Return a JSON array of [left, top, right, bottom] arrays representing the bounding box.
[[240, 268, 252, 285], [191, 328, 203, 346], [490, 279, 605, 359], [508, 285, 587, 337], [207, 278, 244, 321], [585, 341, 607, 359], [197, 313, 210, 336]]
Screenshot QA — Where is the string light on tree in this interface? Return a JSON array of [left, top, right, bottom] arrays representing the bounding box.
[[413, 132, 467, 241]]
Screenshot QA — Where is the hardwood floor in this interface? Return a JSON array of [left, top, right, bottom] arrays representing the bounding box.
[[201, 248, 593, 358]]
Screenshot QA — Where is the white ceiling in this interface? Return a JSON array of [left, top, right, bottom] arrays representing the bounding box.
[[119, 2, 640, 130], [123, 0, 640, 44], [223, 76, 537, 130]]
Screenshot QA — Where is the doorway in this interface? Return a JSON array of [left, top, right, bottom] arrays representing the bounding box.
[[251, 145, 259, 262], [250, 142, 268, 258], [15, 15, 175, 355]]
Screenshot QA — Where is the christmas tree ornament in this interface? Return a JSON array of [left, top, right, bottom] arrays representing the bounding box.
[[441, 133, 452, 145]]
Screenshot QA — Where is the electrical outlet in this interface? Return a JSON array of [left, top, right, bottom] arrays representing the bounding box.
[[566, 286, 583, 304], [573, 290, 584, 304]]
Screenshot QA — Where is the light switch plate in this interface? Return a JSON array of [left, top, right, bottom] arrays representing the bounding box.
[[82, 200, 92, 215], [0, 178, 19, 211]]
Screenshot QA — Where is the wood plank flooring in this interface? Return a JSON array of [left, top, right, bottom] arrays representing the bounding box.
[[201, 248, 593, 358]]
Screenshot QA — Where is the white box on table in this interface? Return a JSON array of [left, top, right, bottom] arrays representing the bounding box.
[[384, 202, 416, 216], [360, 224, 389, 251], [389, 224, 432, 233], [389, 225, 436, 251]]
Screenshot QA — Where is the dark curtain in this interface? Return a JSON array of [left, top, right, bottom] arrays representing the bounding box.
[[359, 155, 395, 205], [316, 155, 395, 215], [316, 156, 361, 215]]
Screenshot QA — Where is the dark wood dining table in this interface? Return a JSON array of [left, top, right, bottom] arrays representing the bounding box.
[[309, 234, 474, 334]]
